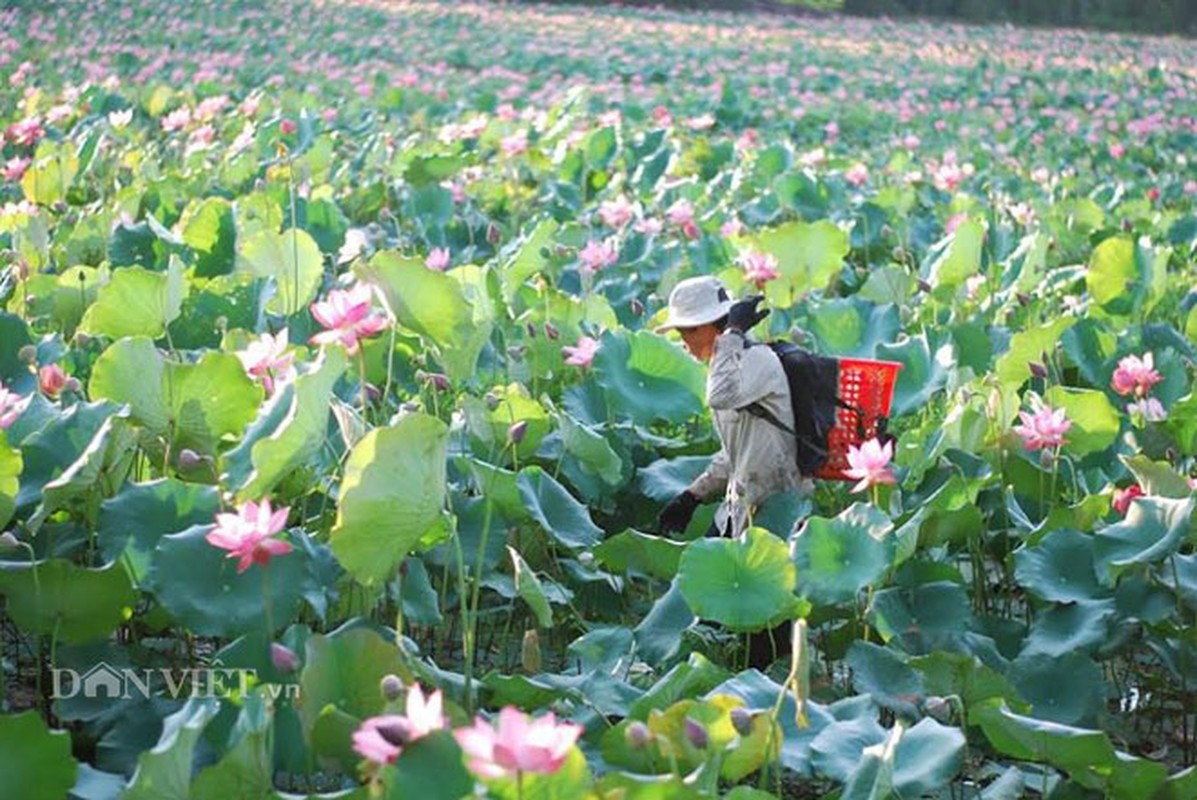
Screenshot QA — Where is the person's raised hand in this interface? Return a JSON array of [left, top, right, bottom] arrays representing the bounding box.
[[727, 295, 769, 333], [658, 490, 699, 534]]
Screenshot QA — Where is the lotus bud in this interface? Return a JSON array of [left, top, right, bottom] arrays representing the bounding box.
[[380, 673, 405, 701], [16, 345, 36, 364], [730, 707, 754, 737], [270, 642, 300, 673], [426, 372, 451, 392], [544, 322, 559, 340], [484, 391, 500, 410], [1016, 292, 1031, 307], [364, 383, 381, 402], [915, 278, 932, 293], [1121, 218, 1133, 233], [24, 294, 36, 306], [526, 322, 537, 338], [521, 629, 542, 674], [0, 531, 21, 551], [486, 222, 501, 245], [891, 246, 907, 261], [625, 721, 651, 750], [178, 449, 202, 470], [1028, 362, 1048, 379], [923, 695, 952, 723], [52, 201, 68, 215], [376, 717, 415, 747], [683, 718, 709, 750], [553, 244, 571, 259], [508, 420, 528, 445], [64, 377, 81, 393], [630, 298, 645, 317], [73, 332, 91, 347]]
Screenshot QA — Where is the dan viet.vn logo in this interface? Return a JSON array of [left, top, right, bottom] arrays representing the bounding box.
[[50, 660, 299, 701]]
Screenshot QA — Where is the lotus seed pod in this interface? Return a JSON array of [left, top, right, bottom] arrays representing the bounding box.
[[484, 391, 500, 410], [730, 707, 754, 737], [270, 642, 300, 673], [1028, 362, 1048, 379], [544, 322, 559, 340], [0, 531, 20, 551], [16, 345, 36, 364], [508, 420, 528, 445], [630, 298, 645, 317], [486, 222, 501, 245], [380, 673, 404, 701], [526, 322, 537, 338], [625, 721, 651, 750], [521, 629, 542, 674], [683, 717, 709, 750]]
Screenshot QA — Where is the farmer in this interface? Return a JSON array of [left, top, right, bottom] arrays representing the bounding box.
[[654, 275, 803, 539]]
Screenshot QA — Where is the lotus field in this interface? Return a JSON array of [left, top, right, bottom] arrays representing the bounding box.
[[2, 0, 1197, 797]]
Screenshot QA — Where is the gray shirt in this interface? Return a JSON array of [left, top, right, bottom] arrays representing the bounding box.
[[687, 330, 803, 537]]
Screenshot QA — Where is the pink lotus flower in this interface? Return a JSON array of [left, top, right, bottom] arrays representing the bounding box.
[[721, 218, 744, 238], [500, 130, 528, 156], [161, 107, 191, 133], [0, 383, 30, 429], [578, 239, 618, 273], [844, 163, 870, 186], [634, 217, 663, 235], [738, 250, 780, 285], [279, 118, 297, 135], [38, 364, 66, 398], [562, 336, 599, 367], [651, 105, 673, 127], [1112, 484, 1144, 516], [844, 438, 896, 494], [237, 330, 296, 396], [1111, 353, 1162, 398], [598, 196, 635, 229], [206, 498, 293, 574], [7, 117, 44, 147], [352, 684, 447, 766], [425, 247, 451, 271], [666, 199, 694, 226], [1108, 142, 1125, 159], [309, 284, 388, 355], [1012, 403, 1071, 451], [454, 706, 582, 780], [3, 157, 30, 182]]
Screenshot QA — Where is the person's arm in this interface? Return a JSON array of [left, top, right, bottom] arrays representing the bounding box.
[[707, 332, 775, 411], [687, 445, 730, 501]]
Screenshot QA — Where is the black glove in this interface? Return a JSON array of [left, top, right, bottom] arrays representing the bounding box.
[[727, 295, 769, 333], [658, 490, 699, 534]]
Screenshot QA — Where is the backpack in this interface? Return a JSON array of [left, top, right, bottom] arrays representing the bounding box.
[[743, 342, 892, 476]]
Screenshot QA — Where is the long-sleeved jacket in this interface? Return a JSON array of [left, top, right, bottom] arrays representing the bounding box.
[[687, 329, 802, 537]]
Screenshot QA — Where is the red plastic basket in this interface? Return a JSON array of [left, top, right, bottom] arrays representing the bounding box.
[[817, 358, 903, 481]]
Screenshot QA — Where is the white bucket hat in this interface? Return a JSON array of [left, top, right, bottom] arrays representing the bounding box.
[[654, 276, 733, 333]]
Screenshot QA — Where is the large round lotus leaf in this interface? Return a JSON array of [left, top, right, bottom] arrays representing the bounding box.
[[1041, 386, 1119, 457], [810, 715, 887, 782], [78, 261, 186, 340], [90, 336, 262, 456], [637, 456, 712, 503], [1086, 236, 1139, 317], [845, 641, 924, 717], [221, 346, 345, 501], [677, 527, 799, 632], [925, 218, 985, 291], [1013, 529, 1104, 603], [1093, 496, 1195, 583], [559, 413, 623, 485], [330, 413, 448, 586], [462, 383, 551, 463], [148, 525, 311, 637], [0, 435, 20, 529], [973, 699, 1119, 776], [633, 579, 695, 666], [1061, 318, 1118, 390], [16, 401, 120, 512], [1121, 454, 1193, 499], [357, 251, 492, 382], [593, 330, 705, 427], [994, 317, 1074, 391], [237, 227, 323, 316], [869, 582, 971, 652], [180, 196, 236, 277], [807, 297, 900, 358], [21, 140, 78, 206], [98, 478, 220, 583], [875, 332, 954, 418], [31, 412, 137, 532], [517, 466, 602, 550], [0, 558, 135, 644], [892, 718, 966, 797], [191, 695, 273, 800], [0, 711, 77, 800], [1009, 652, 1105, 727], [122, 700, 219, 800], [296, 625, 412, 738], [595, 530, 686, 581], [1020, 599, 1114, 659], [792, 503, 894, 607], [499, 218, 559, 304]]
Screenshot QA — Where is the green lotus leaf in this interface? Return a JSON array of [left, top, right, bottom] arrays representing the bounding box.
[[90, 336, 262, 456], [677, 527, 799, 632], [180, 196, 236, 277], [891, 718, 967, 797], [1093, 496, 1195, 583], [633, 579, 695, 666], [15, 401, 121, 512], [21, 140, 78, 206], [1041, 386, 1120, 456], [0, 433, 22, 529], [221, 346, 346, 501], [1013, 529, 1105, 603], [746, 219, 849, 307], [1019, 600, 1114, 660], [0, 312, 34, 391], [237, 227, 324, 316], [994, 318, 1074, 391], [0, 558, 135, 644], [191, 694, 273, 800], [1086, 235, 1138, 318], [593, 330, 705, 426], [845, 641, 924, 717], [876, 332, 953, 418], [924, 218, 985, 291], [792, 503, 894, 607], [594, 529, 686, 581], [517, 466, 602, 550], [869, 581, 971, 651], [509, 545, 553, 628], [383, 730, 475, 800], [808, 298, 900, 358], [78, 260, 186, 340], [559, 413, 622, 485], [122, 699, 219, 800], [0, 711, 77, 800], [1120, 454, 1193, 499], [97, 478, 221, 584]]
